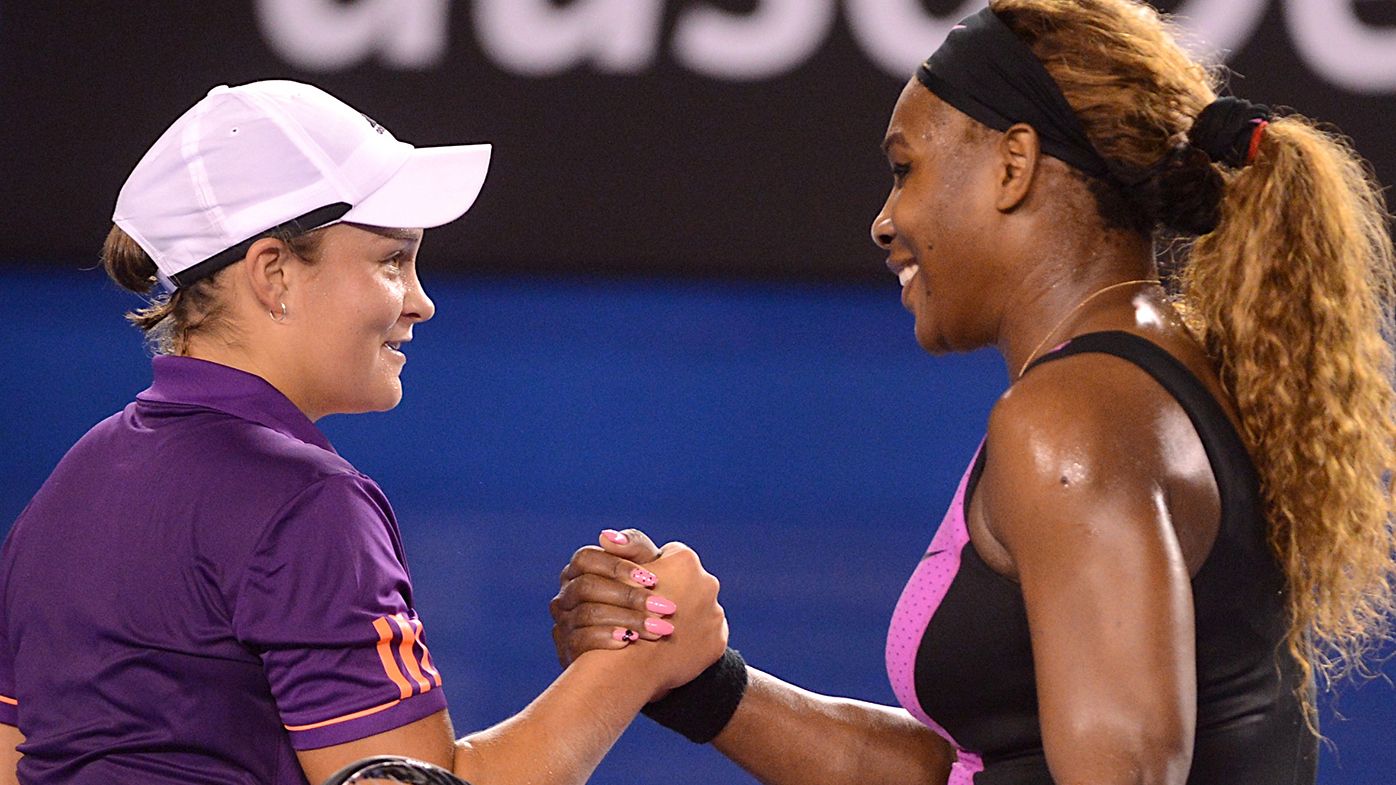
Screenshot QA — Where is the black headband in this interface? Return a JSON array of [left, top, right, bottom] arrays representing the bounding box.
[[915, 6, 1108, 178]]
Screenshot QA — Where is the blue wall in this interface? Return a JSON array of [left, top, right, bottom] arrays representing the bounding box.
[[2, 265, 1390, 783]]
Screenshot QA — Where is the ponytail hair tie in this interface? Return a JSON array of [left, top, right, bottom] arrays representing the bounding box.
[[1189, 96, 1273, 168], [1245, 120, 1269, 165]]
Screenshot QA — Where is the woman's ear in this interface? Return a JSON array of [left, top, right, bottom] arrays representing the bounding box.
[[995, 122, 1042, 212], [241, 237, 292, 315]]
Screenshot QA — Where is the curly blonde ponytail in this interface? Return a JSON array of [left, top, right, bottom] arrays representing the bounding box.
[[1180, 117, 1396, 693]]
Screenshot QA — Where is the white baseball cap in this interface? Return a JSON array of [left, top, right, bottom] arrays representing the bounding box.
[[113, 80, 492, 290]]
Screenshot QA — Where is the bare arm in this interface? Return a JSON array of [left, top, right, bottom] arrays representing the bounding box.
[[979, 361, 1198, 785], [453, 646, 658, 782], [297, 647, 658, 785], [712, 668, 953, 785], [300, 542, 727, 785], [0, 724, 20, 785], [552, 531, 954, 785]]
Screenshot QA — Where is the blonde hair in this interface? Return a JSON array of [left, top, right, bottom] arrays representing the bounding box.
[[991, 0, 1396, 717]]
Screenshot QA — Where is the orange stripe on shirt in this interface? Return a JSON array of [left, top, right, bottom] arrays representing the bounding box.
[[409, 617, 444, 687], [394, 614, 432, 693], [0, 695, 16, 706], [373, 617, 413, 700], [284, 698, 401, 731]]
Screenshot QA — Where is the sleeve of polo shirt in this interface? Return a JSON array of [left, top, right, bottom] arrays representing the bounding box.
[[0, 600, 15, 726], [232, 474, 447, 750]]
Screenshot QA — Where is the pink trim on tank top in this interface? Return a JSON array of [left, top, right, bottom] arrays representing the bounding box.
[[885, 441, 986, 783]]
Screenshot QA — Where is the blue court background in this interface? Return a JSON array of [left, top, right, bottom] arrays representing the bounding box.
[[1, 264, 1391, 784]]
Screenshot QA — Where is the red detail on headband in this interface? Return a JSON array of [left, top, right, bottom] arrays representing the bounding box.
[[1246, 119, 1269, 165]]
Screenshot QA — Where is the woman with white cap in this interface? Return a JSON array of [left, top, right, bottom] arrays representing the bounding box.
[[0, 80, 727, 785]]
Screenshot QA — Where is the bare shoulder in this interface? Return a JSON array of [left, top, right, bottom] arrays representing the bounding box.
[[974, 350, 1207, 578], [985, 351, 1174, 488]]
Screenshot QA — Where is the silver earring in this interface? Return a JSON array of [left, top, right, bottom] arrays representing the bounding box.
[[270, 302, 287, 322]]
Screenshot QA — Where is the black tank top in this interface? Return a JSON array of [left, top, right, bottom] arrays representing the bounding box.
[[885, 331, 1318, 784]]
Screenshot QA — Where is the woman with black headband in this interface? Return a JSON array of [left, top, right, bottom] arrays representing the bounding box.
[[549, 1, 1396, 783]]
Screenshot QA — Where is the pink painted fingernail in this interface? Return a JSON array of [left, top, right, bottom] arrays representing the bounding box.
[[646, 595, 677, 615], [613, 628, 639, 643], [602, 529, 630, 545], [631, 568, 657, 587], [644, 618, 675, 636]]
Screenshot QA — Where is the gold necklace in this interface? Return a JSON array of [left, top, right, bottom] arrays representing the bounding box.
[[1015, 278, 1161, 379]]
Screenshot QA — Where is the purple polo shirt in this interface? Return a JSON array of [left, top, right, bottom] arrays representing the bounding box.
[[0, 357, 447, 784]]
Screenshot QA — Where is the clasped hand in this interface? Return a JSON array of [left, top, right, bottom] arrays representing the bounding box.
[[550, 529, 728, 701]]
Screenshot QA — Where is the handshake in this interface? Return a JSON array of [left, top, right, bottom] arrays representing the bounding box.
[[549, 529, 737, 718], [323, 528, 749, 785]]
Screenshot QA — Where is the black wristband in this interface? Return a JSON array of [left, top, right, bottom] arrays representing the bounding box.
[[640, 647, 748, 743]]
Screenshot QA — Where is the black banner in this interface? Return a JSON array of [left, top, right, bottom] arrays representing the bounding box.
[[3, 1, 1394, 280]]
